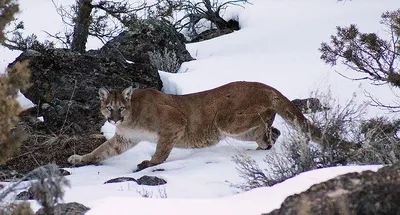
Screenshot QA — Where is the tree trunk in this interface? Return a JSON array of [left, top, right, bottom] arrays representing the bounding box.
[[203, 0, 229, 30], [71, 0, 93, 53], [212, 14, 229, 30]]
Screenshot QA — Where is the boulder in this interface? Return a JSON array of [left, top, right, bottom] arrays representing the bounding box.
[[291, 98, 329, 114], [35, 202, 89, 215], [190, 28, 234, 43], [189, 19, 239, 43], [104, 177, 138, 184], [265, 162, 400, 215], [100, 19, 193, 72], [137, 175, 167, 186], [15, 190, 34, 200], [103, 175, 167, 186], [11, 48, 162, 135]]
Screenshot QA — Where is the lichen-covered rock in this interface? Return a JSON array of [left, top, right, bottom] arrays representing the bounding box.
[[137, 175, 167, 186], [15, 190, 34, 200], [103, 175, 166, 186], [189, 19, 239, 43], [35, 202, 89, 215], [104, 177, 138, 184], [265, 162, 400, 215], [291, 98, 329, 113], [11, 48, 162, 135], [190, 28, 234, 43], [100, 19, 193, 72]]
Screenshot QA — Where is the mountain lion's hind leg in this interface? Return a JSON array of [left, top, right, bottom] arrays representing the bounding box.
[[255, 126, 281, 150], [217, 108, 279, 150], [251, 109, 281, 150], [233, 124, 280, 150]]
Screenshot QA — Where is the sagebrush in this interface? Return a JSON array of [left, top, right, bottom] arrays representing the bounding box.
[[148, 47, 181, 73], [233, 90, 400, 190]]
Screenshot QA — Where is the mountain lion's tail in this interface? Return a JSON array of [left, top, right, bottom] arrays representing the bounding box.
[[271, 91, 323, 144]]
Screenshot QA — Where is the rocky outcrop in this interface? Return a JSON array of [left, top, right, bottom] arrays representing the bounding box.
[[265, 163, 400, 215], [1, 19, 194, 178], [100, 19, 193, 72]]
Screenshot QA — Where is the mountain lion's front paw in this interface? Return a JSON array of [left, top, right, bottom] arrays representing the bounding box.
[[68, 154, 86, 166], [136, 160, 156, 172]]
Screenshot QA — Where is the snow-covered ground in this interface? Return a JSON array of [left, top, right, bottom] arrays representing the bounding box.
[[1, 0, 399, 214]]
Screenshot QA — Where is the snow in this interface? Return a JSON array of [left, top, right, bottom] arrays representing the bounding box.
[[1, 0, 399, 214], [84, 165, 381, 215]]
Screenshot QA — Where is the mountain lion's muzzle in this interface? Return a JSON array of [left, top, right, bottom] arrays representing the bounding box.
[[98, 86, 133, 125], [108, 110, 124, 124]]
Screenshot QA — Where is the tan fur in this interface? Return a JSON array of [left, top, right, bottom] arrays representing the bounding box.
[[68, 81, 322, 171]]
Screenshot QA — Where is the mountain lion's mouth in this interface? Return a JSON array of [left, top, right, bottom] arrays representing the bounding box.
[[108, 118, 123, 125]]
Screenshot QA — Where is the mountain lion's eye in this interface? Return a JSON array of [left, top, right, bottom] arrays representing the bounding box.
[[118, 107, 126, 112], [106, 106, 113, 111]]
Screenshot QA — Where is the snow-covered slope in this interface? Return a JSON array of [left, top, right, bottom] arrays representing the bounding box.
[[1, 0, 399, 214]]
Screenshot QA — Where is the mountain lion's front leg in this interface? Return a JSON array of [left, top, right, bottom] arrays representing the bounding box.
[[136, 131, 184, 171], [68, 134, 131, 166], [136, 105, 186, 171]]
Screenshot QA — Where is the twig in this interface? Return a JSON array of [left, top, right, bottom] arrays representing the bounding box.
[[59, 79, 77, 136]]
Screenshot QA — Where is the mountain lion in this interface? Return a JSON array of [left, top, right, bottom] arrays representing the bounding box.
[[68, 81, 322, 171]]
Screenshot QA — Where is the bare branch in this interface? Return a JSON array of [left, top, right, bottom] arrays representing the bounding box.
[[43, 30, 71, 49], [364, 90, 400, 112], [175, 0, 247, 39]]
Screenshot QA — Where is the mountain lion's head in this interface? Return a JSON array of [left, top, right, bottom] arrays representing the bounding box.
[[99, 86, 133, 125]]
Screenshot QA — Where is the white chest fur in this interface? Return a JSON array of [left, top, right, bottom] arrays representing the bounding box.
[[115, 126, 159, 143]]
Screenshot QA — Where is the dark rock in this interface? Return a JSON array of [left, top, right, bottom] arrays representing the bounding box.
[[270, 127, 281, 146], [100, 19, 193, 72], [137, 175, 167, 186], [264, 162, 400, 215], [35, 202, 90, 215], [227, 19, 240, 31], [291, 98, 329, 114], [16, 190, 34, 200], [104, 177, 138, 184], [190, 28, 234, 43], [59, 169, 71, 176], [3, 46, 161, 177], [104, 175, 167, 186], [11, 48, 162, 136]]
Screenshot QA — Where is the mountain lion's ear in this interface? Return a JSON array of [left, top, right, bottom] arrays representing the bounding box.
[[99, 88, 109, 102], [122, 86, 133, 101]]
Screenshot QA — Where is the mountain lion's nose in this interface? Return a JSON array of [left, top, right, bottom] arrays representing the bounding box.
[[108, 117, 123, 125], [108, 119, 117, 125]]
